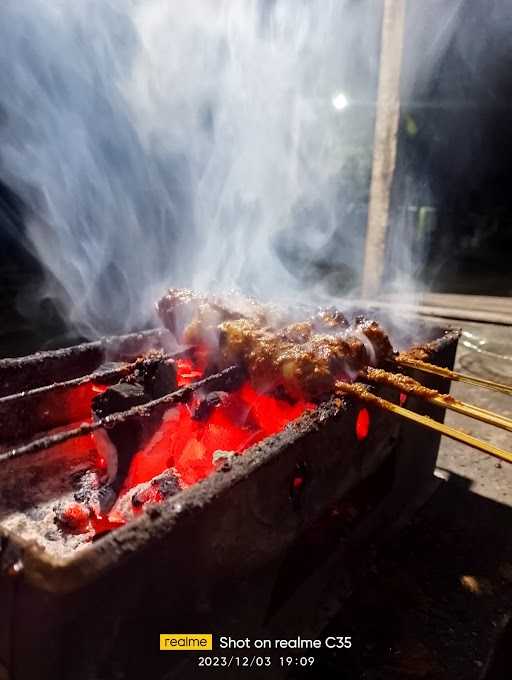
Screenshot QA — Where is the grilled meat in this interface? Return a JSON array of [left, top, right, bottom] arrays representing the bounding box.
[[218, 318, 393, 398], [157, 289, 394, 399], [157, 288, 288, 342]]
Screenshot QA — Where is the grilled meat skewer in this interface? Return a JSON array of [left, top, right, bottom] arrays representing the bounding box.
[[157, 289, 394, 399], [217, 317, 393, 398]]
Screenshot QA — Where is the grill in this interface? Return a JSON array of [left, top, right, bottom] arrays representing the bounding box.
[[0, 318, 458, 680]]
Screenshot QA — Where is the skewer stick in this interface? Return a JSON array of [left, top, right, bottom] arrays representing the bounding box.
[[336, 380, 512, 465], [396, 357, 512, 397], [428, 394, 512, 433], [364, 367, 512, 433]]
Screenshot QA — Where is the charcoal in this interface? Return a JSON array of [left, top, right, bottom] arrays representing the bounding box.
[[192, 391, 226, 421], [90, 355, 178, 513], [92, 354, 177, 420], [93, 417, 143, 512], [154, 469, 182, 498], [97, 485, 118, 515], [128, 353, 177, 399], [131, 470, 182, 508], [54, 503, 90, 534], [92, 382, 148, 420]]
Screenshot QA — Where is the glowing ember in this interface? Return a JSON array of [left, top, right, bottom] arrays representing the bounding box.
[[55, 503, 90, 533], [90, 513, 124, 536], [292, 475, 305, 490], [123, 379, 314, 490], [76, 356, 314, 536], [50, 381, 109, 426], [176, 358, 203, 385], [355, 408, 370, 441], [175, 350, 208, 385]]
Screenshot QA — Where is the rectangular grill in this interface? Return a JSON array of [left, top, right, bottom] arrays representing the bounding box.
[[0, 318, 458, 680]]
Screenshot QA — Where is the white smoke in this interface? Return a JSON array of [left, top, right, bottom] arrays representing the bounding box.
[[0, 0, 453, 337]]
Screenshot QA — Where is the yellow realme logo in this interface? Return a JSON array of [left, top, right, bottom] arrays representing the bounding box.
[[160, 634, 213, 651]]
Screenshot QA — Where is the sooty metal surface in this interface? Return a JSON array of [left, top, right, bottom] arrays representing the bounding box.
[[0, 328, 175, 399], [0, 321, 459, 680], [0, 329, 187, 448]]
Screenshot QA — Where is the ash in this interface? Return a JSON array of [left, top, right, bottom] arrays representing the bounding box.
[[0, 443, 98, 558]]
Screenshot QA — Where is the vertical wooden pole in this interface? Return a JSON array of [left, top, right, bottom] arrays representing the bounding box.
[[361, 0, 406, 298]]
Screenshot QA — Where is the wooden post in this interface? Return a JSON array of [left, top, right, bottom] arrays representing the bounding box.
[[361, 0, 406, 298]]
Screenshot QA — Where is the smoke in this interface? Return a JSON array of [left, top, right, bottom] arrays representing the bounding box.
[[0, 0, 386, 336], [0, 0, 465, 337], [0, 0, 197, 336]]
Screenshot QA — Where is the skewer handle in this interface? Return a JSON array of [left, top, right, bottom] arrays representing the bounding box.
[[364, 367, 512, 433], [397, 357, 512, 397], [336, 380, 512, 465], [382, 400, 512, 464]]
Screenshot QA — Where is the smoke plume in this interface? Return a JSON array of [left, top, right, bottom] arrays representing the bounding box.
[[0, 0, 462, 337]]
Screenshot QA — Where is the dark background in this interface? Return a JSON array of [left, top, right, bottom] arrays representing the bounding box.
[[0, 180, 72, 357], [392, 0, 512, 295]]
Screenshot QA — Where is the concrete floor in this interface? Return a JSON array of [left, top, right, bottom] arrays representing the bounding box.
[[438, 320, 512, 503]]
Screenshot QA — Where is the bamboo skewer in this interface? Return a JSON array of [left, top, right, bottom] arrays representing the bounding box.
[[336, 380, 512, 465], [396, 356, 512, 397], [428, 395, 512, 433], [364, 367, 512, 433]]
